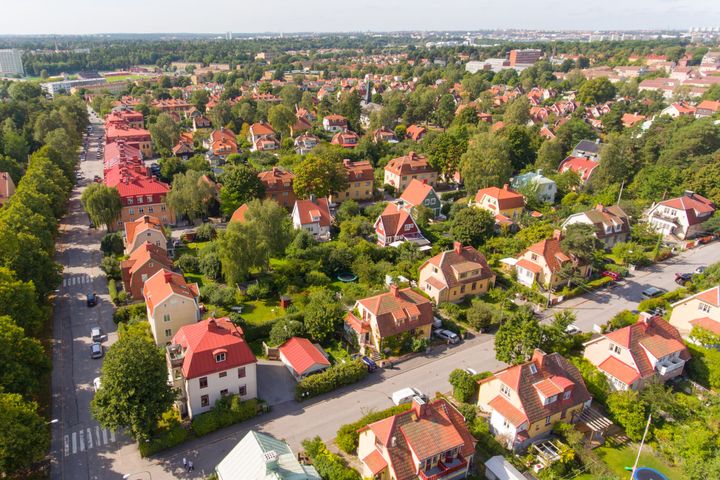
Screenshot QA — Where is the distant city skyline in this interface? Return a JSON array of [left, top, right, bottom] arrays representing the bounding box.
[[2, 0, 720, 35]]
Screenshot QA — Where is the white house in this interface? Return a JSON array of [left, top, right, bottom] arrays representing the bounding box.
[[645, 191, 716, 240], [291, 197, 333, 241], [510, 170, 557, 203]]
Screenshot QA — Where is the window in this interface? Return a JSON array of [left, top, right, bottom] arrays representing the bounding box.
[[529, 364, 538, 375], [471, 282, 477, 290], [164, 329, 172, 337], [146, 195, 152, 203], [239, 385, 247, 396], [545, 415, 552, 425], [531, 253, 538, 261], [219, 371, 227, 378], [199, 377, 208, 389], [148, 207, 154, 213], [500, 384, 511, 397], [563, 390, 571, 400], [215, 352, 226, 363], [238, 367, 246, 378], [200, 395, 209, 407], [127, 197, 134, 205], [544, 395, 558, 405], [136, 196, 143, 204], [163, 313, 170, 322], [404, 223, 413, 231], [609, 344, 622, 354], [138, 207, 144, 214], [160, 205, 166, 211], [699, 303, 712, 313], [220, 389, 228, 397], [503, 418, 511, 429], [129, 208, 135, 215]]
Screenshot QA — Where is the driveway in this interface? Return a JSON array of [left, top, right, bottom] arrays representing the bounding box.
[[257, 360, 297, 405]]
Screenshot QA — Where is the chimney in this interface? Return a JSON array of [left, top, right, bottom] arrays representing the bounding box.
[[309, 194, 316, 204], [343, 158, 351, 167], [502, 184, 509, 191], [143, 215, 150, 223], [208, 317, 217, 329], [412, 395, 429, 418], [595, 204, 605, 212], [390, 436, 397, 448], [163, 271, 173, 282], [531, 349, 546, 368], [390, 284, 399, 297], [639, 311, 653, 325], [552, 229, 563, 241], [453, 241, 462, 255]]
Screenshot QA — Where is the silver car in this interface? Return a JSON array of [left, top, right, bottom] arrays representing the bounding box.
[[434, 328, 460, 344], [91, 343, 103, 359]]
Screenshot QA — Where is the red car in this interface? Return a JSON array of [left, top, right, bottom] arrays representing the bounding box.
[[601, 271, 621, 281]]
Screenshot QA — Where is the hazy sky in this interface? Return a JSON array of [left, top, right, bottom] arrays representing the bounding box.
[[2, 0, 719, 34]]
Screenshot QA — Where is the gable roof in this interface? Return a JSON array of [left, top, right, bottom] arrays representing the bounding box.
[[278, 337, 330, 376], [656, 191, 715, 224], [672, 286, 720, 308], [342, 159, 374, 182], [375, 202, 417, 237], [230, 203, 249, 223], [574, 204, 630, 237], [143, 269, 199, 317], [420, 243, 494, 289], [521, 237, 571, 273], [258, 167, 294, 191], [172, 317, 256, 379], [475, 184, 525, 210], [124, 215, 164, 246], [357, 287, 433, 338], [105, 165, 170, 198], [559, 156, 600, 183], [399, 179, 435, 207], [293, 197, 332, 227], [124, 242, 173, 278], [249, 122, 276, 137], [384, 152, 434, 176]]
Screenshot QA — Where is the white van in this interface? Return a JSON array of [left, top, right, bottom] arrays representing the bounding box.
[[392, 387, 425, 406]]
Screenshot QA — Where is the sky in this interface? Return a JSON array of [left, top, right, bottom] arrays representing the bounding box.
[[2, 0, 719, 35]]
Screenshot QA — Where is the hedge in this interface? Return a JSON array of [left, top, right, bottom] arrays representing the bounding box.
[[108, 279, 118, 303], [296, 360, 368, 401], [139, 410, 191, 457], [336, 404, 412, 454], [560, 276, 614, 299], [439, 189, 466, 201], [302, 436, 361, 480], [113, 302, 147, 324], [191, 396, 259, 437]]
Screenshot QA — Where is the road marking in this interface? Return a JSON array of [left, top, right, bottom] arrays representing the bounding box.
[[102, 428, 108, 444], [95, 426, 101, 446], [79, 429, 85, 452], [64, 435, 70, 457], [109, 430, 115, 442], [86, 428, 93, 449], [72, 432, 77, 454], [63, 427, 117, 456]]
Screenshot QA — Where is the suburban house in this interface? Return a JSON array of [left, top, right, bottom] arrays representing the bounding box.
[[204, 128, 238, 162], [192, 114, 212, 130], [398, 179, 442, 218], [621, 112, 647, 128], [473, 184, 525, 225], [372, 127, 398, 143], [514, 231, 592, 290], [120, 242, 173, 300], [405, 124, 428, 141], [167, 317, 257, 419], [571, 139, 603, 161], [418, 242, 496, 304], [294, 133, 319, 155], [0, 171, 16, 207], [477, 350, 592, 451], [374, 202, 428, 248], [278, 337, 331, 381], [357, 397, 476, 480], [258, 167, 296, 209], [123, 215, 167, 255], [669, 286, 720, 339], [383, 152, 438, 192], [510, 170, 557, 204], [229, 203, 249, 223], [248, 122, 277, 149], [290, 115, 313, 137], [558, 156, 600, 185], [322, 114, 348, 132], [172, 136, 194, 160], [215, 430, 321, 480], [330, 130, 360, 148], [695, 100, 720, 118], [291, 197, 333, 241], [561, 204, 630, 249], [104, 164, 174, 226], [331, 159, 374, 203], [344, 285, 433, 354], [645, 191, 716, 240], [143, 269, 200, 346], [583, 313, 690, 391], [660, 102, 696, 118]]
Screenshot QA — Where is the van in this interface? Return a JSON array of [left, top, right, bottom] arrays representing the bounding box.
[[392, 387, 425, 406]]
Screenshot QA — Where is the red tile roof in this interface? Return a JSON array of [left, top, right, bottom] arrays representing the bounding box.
[[143, 269, 199, 317], [362, 450, 388, 475], [105, 165, 170, 198], [384, 152, 435, 176], [657, 192, 715, 224], [690, 317, 720, 335], [278, 337, 330, 376], [357, 287, 433, 338], [697, 100, 720, 112], [375, 203, 417, 237], [258, 167, 294, 190], [598, 356, 641, 386], [342, 159, 374, 182], [559, 156, 600, 183], [230, 204, 249, 223], [399, 179, 435, 208], [487, 395, 528, 426], [172, 317, 256, 379], [293, 197, 332, 227], [522, 237, 571, 273], [475, 184, 525, 210], [406, 124, 427, 141], [420, 243, 494, 289], [249, 122, 276, 137]]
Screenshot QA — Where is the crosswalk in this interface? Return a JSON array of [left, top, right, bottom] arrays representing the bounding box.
[[62, 274, 92, 287], [64, 425, 116, 457]]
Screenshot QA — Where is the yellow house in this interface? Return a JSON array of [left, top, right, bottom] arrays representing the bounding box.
[[473, 184, 525, 222], [419, 242, 496, 304], [143, 269, 201, 346], [669, 286, 720, 339], [330, 159, 375, 203], [477, 350, 592, 451]]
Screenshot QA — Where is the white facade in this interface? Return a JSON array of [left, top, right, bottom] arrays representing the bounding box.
[[183, 363, 257, 418], [0, 49, 24, 76]]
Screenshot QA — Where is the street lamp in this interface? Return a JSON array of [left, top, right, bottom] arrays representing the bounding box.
[[46, 419, 59, 425], [123, 472, 151, 479]]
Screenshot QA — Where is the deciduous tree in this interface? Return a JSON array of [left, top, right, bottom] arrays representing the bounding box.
[[460, 132, 513, 192], [293, 155, 349, 199], [81, 183, 122, 230], [494, 307, 543, 364], [303, 287, 345, 343], [0, 392, 49, 475]]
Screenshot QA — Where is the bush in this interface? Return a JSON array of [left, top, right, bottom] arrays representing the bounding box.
[[637, 296, 669, 314], [296, 360, 368, 401], [100, 232, 124, 256], [195, 223, 216, 241], [245, 281, 272, 300], [686, 344, 720, 389], [440, 189, 466, 201], [570, 357, 610, 404], [335, 404, 412, 454], [449, 369, 477, 403], [176, 254, 200, 273], [200, 282, 237, 307], [191, 396, 258, 437], [302, 436, 361, 480], [108, 279, 118, 303], [139, 410, 191, 457], [438, 302, 466, 323], [604, 310, 637, 332], [268, 318, 305, 346], [305, 270, 331, 286], [466, 299, 500, 332], [113, 303, 147, 324]]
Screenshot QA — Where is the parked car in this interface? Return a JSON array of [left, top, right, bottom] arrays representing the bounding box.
[[352, 354, 378, 372], [675, 273, 692, 285], [86, 292, 97, 307], [464, 367, 478, 376], [640, 287, 665, 300], [90, 343, 103, 359], [91, 327, 103, 342], [565, 324, 582, 335], [695, 266, 707, 275], [392, 387, 426, 406], [601, 271, 621, 281], [434, 328, 460, 344], [93, 377, 102, 392], [93, 175, 102, 182]]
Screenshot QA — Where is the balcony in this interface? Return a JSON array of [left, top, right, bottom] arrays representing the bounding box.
[[166, 344, 186, 368], [418, 454, 468, 480], [656, 358, 685, 376]]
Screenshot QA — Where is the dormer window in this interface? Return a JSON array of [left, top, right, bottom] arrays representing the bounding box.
[[215, 352, 226, 363], [563, 390, 571, 400], [544, 394, 558, 405]]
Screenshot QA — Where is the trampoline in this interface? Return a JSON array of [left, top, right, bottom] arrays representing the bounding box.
[[632, 467, 668, 480], [337, 273, 357, 282]]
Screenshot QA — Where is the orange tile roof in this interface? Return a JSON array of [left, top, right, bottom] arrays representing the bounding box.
[[475, 184, 525, 210], [278, 337, 330, 376], [690, 317, 720, 335], [124, 215, 164, 246], [523, 238, 571, 273], [357, 287, 433, 338], [362, 450, 387, 475], [399, 179, 435, 208], [294, 197, 332, 228], [230, 204, 249, 223], [488, 395, 529, 427], [143, 269, 199, 317], [598, 356, 640, 386], [384, 152, 435, 176], [420, 243, 494, 289]]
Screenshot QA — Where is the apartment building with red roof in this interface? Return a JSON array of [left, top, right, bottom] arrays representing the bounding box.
[[514, 231, 592, 290], [669, 286, 720, 340], [167, 317, 257, 418], [645, 191, 716, 240], [123, 215, 167, 255], [373, 202, 428, 248], [330, 159, 374, 203], [120, 242, 173, 300], [143, 269, 200, 346], [0, 171, 16, 208], [104, 140, 142, 173], [383, 152, 438, 192], [344, 285, 433, 354], [105, 109, 144, 129], [105, 115, 153, 158], [291, 197, 333, 241], [419, 242, 496, 304], [357, 397, 476, 480], [258, 167, 295, 209], [105, 164, 174, 226], [278, 337, 331, 381], [477, 350, 591, 451], [584, 314, 690, 391]]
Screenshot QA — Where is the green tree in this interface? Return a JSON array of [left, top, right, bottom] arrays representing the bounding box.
[[561, 223, 601, 264], [449, 369, 477, 403], [2, 119, 29, 163], [268, 104, 296, 138], [303, 287, 345, 343], [0, 392, 49, 475], [293, 155, 349, 198], [555, 119, 596, 155], [535, 140, 564, 173], [81, 183, 122, 230], [502, 124, 538, 171], [504, 96, 530, 125], [422, 131, 467, 180], [577, 77, 617, 105], [158, 156, 187, 183], [494, 307, 543, 364], [149, 113, 180, 155], [219, 164, 264, 216], [434, 94, 456, 128], [611, 242, 648, 266], [460, 132, 513, 192], [466, 299, 500, 332], [449, 207, 495, 246], [165, 170, 216, 221], [191, 89, 209, 112], [269, 318, 305, 346], [0, 315, 49, 396], [209, 101, 233, 129], [217, 222, 266, 284], [279, 84, 302, 109], [91, 332, 175, 441], [593, 134, 636, 189], [0, 267, 44, 335], [606, 390, 648, 441], [244, 198, 294, 257]]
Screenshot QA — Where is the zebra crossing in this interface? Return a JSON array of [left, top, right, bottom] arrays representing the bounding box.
[[62, 274, 92, 287], [63, 425, 116, 457]]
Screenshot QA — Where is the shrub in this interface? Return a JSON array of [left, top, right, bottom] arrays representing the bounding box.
[[100, 232, 124, 256], [268, 318, 305, 346], [195, 223, 216, 241], [438, 302, 466, 323], [302, 436, 361, 480], [637, 296, 669, 314], [466, 299, 500, 332], [449, 369, 477, 403], [191, 396, 258, 437], [335, 404, 412, 454], [245, 281, 272, 300], [108, 279, 118, 303], [113, 303, 147, 324], [604, 310, 637, 332], [176, 254, 199, 273], [200, 282, 237, 307], [570, 357, 610, 404], [139, 410, 191, 457], [305, 270, 331, 286], [686, 344, 720, 390], [296, 360, 368, 401], [100, 256, 121, 280]]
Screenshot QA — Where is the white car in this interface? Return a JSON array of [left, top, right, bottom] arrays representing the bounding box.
[[392, 387, 425, 406], [93, 377, 102, 392], [695, 266, 707, 275], [565, 324, 581, 335]]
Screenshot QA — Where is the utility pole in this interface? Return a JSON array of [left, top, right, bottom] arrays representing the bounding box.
[[616, 180, 625, 205], [629, 413, 652, 480]]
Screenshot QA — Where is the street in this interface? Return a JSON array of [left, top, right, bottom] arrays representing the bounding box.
[[48, 112, 720, 479]]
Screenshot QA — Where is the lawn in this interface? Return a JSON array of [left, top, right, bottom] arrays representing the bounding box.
[[575, 444, 685, 480], [239, 298, 286, 326], [104, 74, 146, 83]]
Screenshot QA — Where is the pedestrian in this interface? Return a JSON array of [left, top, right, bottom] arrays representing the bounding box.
[[189, 460, 194, 471], [183, 457, 187, 470]]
